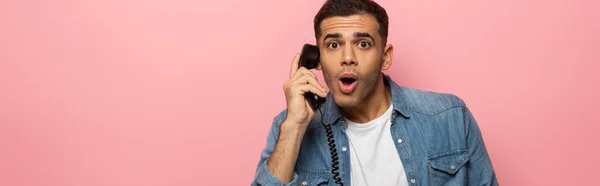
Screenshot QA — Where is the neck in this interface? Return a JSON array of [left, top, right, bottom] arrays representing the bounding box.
[[340, 74, 392, 123]]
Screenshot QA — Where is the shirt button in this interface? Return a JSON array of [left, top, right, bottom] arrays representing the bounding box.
[[342, 146, 347, 152], [410, 179, 416, 184], [450, 165, 456, 170], [301, 181, 307, 185], [397, 139, 403, 144]]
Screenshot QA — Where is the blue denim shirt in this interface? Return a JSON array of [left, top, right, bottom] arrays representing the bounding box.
[[253, 75, 498, 186]]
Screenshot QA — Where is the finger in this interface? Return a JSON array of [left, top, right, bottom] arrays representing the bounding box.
[[291, 75, 326, 92], [290, 67, 317, 81], [291, 84, 328, 98], [289, 53, 301, 79]]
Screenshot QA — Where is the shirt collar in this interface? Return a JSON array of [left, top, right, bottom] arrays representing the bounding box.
[[321, 74, 411, 125]]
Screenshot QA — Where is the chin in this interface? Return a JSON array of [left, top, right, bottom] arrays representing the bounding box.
[[332, 91, 361, 108]]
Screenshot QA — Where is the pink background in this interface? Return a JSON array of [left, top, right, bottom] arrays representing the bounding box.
[[1, 0, 599, 185]]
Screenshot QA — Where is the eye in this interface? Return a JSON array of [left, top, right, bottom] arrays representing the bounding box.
[[327, 42, 340, 49], [358, 41, 370, 48]]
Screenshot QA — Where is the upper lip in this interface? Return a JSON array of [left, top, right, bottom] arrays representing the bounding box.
[[339, 73, 357, 80]]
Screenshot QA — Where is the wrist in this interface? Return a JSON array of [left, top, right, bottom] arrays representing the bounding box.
[[280, 120, 308, 140]]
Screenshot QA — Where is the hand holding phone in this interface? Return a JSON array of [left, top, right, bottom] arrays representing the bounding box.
[[282, 44, 327, 126]]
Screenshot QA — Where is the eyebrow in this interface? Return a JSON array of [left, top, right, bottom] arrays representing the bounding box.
[[323, 33, 342, 41], [354, 32, 375, 42], [322, 32, 376, 43]]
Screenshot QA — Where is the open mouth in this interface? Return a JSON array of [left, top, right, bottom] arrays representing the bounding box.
[[340, 77, 356, 85], [338, 74, 358, 94]]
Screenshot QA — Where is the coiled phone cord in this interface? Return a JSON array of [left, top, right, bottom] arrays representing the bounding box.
[[319, 108, 344, 186]]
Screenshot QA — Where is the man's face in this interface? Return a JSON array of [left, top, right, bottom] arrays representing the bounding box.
[[317, 13, 390, 108]]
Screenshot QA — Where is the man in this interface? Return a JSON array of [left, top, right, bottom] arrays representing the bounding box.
[[252, 0, 498, 185]]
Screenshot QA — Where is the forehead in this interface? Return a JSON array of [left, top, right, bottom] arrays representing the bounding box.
[[319, 14, 380, 39]]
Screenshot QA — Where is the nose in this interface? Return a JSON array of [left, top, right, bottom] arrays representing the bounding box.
[[340, 44, 357, 66]]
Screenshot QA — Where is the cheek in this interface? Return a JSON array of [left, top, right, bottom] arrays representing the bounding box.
[[320, 60, 338, 78], [322, 69, 337, 88], [357, 61, 383, 77], [320, 49, 343, 64], [356, 50, 381, 63]]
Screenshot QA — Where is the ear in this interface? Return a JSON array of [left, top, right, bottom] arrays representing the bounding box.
[[381, 44, 393, 71], [316, 63, 322, 70]]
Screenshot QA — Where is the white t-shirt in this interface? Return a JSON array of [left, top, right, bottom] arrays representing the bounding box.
[[345, 104, 408, 186]]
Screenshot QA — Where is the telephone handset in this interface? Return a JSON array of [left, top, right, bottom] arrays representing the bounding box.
[[299, 44, 344, 186], [299, 44, 326, 110]]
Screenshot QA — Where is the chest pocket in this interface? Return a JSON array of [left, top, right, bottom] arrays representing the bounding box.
[[427, 149, 469, 185], [296, 170, 330, 186]]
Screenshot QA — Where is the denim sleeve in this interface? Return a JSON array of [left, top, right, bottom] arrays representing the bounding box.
[[252, 110, 300, 186], [463, 106, 499, 185]]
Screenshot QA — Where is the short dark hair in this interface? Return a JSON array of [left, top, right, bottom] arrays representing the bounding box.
[[313, 0, 389, 44]]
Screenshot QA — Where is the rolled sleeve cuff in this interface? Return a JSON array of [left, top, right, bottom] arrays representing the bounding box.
[[255, 160, 299, 186]]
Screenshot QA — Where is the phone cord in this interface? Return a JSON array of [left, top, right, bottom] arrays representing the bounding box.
[[320, 108, 344, 186]]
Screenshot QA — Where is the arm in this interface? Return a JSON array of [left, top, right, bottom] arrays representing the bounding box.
[[252, 113, 306, 186], [268, 120, 307, 183]]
